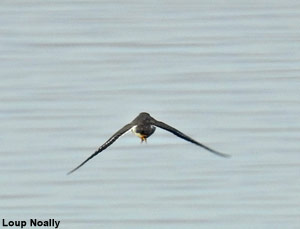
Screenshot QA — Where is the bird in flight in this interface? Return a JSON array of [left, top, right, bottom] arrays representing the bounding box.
[[68, 112, 229, 174]]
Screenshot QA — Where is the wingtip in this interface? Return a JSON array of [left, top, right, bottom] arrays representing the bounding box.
[[66, 170, 73, 175], [222, 153, 231, 158], [208, 148, 231, 158], [214, 150, 231, 158], [66, 167, 78, 175]]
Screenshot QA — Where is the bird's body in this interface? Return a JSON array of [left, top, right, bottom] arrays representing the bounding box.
[[131, 112, 156, 142], [68, 112, 229, 174]]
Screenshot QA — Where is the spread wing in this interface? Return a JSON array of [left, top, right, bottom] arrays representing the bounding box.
[[152, 120, 230, 158], [67, 123, 134, 174]]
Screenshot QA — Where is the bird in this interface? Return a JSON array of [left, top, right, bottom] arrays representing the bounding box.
[[67, 112, 229, 174]]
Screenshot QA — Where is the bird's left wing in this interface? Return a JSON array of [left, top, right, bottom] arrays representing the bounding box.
[[67, 123, 134, 174], [152, 119, 230, 158]]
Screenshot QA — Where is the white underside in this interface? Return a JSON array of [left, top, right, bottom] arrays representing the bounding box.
[[131, 125, 142, 137], [131, 125, 137, 134], [130, 125, 154, 138]]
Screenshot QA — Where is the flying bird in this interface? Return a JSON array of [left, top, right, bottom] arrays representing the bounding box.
[[68, 112, 229, 174]]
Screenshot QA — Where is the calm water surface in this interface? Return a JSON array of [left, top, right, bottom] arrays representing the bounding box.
[[1, 1, 300, 229]]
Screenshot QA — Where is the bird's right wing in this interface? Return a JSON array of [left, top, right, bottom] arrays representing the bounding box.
[[152, 120, 230, 158], [67, 123, 134, 174]]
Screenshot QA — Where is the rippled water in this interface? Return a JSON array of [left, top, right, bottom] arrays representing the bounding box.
[[1, 1, 300, 228]]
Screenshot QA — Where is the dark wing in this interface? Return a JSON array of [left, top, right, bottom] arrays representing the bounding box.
[[67, 123, 134, 175], [152, 120, 230, 158]]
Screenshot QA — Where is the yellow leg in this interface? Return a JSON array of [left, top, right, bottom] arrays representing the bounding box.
[[140, 136, 147, 143]]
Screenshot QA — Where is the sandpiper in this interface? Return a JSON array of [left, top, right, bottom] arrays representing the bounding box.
[[68, 112, 229, 174]]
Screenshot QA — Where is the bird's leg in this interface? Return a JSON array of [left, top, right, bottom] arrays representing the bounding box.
[[140, 136, 147, 143]]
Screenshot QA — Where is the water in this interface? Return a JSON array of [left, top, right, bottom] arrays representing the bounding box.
[[1, 1, 300, 228]]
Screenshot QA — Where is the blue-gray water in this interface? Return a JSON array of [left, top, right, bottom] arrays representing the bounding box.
[[1, 1, 300, 228]]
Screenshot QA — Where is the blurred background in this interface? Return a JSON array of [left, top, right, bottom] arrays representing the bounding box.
[[1, 1, 299, 228]]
